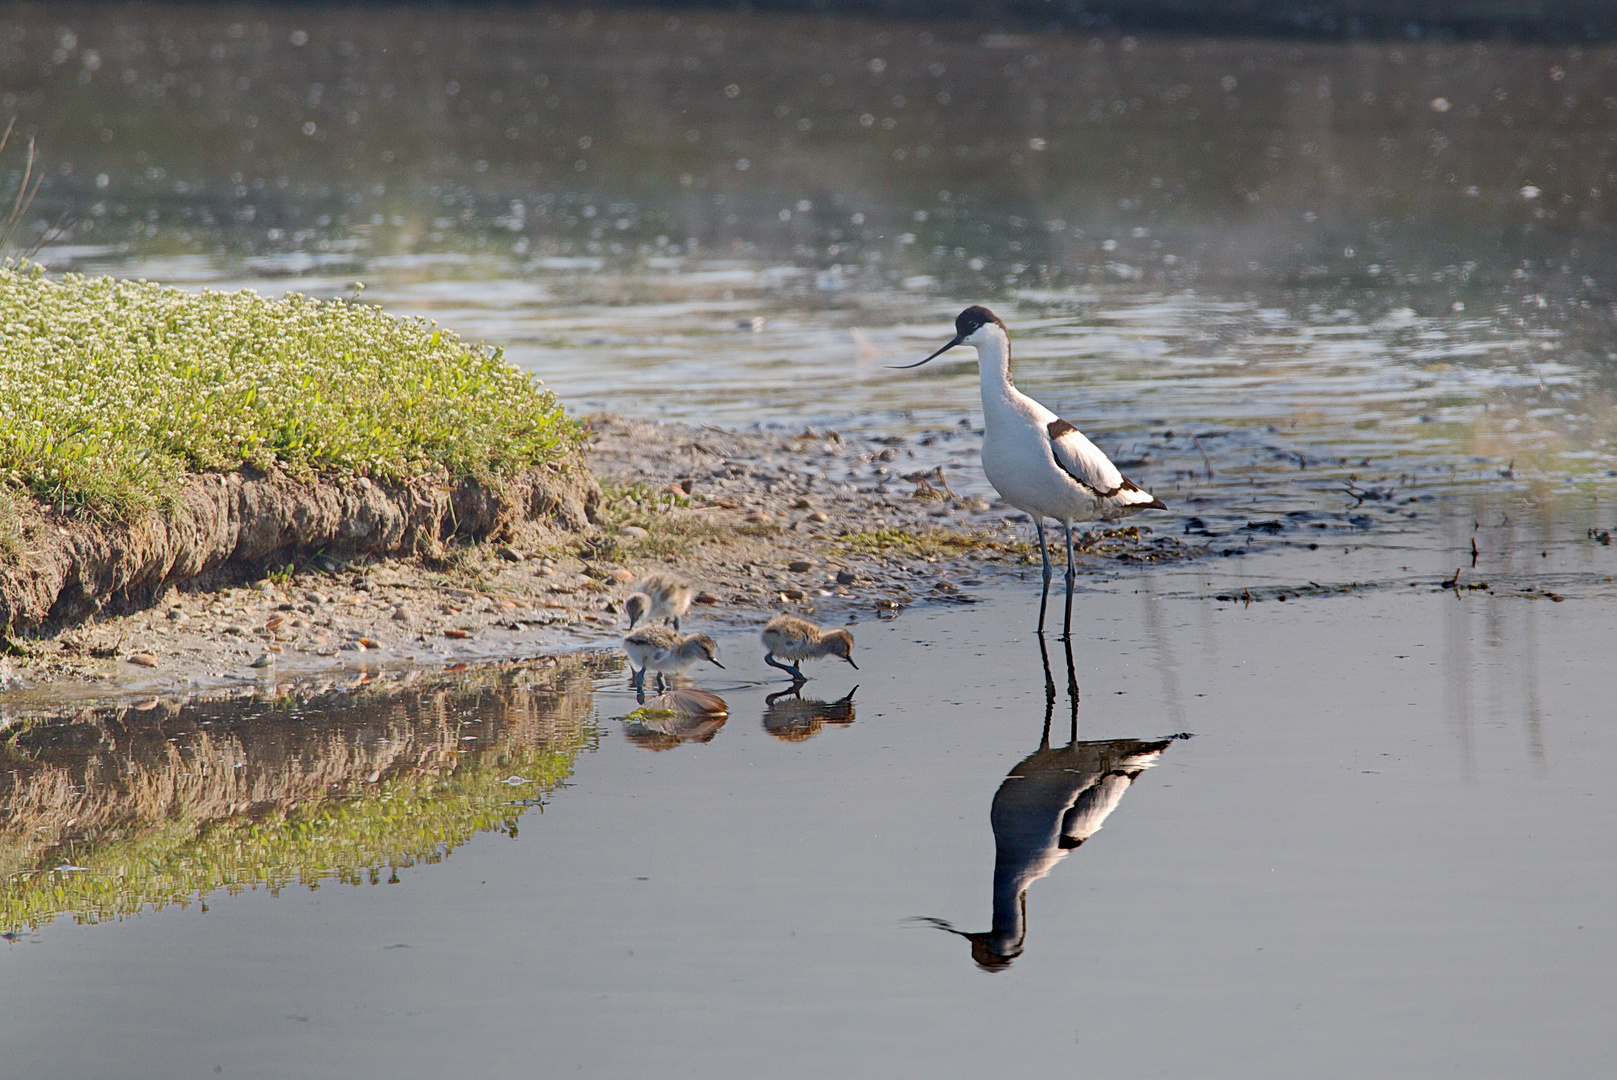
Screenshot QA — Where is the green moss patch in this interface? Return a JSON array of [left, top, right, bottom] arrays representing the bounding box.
[[0, 265, 582, 519]]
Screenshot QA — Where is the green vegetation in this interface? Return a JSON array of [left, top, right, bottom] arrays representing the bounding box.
[[838, 525, 1027, 560], [0, 264, 583, 519]]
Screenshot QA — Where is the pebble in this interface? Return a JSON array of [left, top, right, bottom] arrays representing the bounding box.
[[695, 591, 721, 605], [496, 545, 524, 562], [788, 560, 813, 572], [165, 608, 188, 623], [126, 653, 159, 668], [781, 588, 806, 601], [223, 625, 248, 637], [444, 628, 470, 639], [807, 511, 829, 523], [609, 567, 636, 583], [391, 606, 414, 621], [746, 510, 772, 523], [620, 525, 650, 539], [249, 653, 275, 668]]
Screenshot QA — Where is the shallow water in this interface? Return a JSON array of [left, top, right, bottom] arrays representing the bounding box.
[[3, 580, 1614, 1078], [5, 6, 1617, 1073]]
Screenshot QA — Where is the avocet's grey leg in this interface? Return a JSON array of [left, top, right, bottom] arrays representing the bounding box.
[[764, 652, 806, 683], [1035, 519, 1053, 632], [1061, 521, 1077, 641]]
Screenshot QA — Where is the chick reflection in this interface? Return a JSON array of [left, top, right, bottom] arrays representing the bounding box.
[[620, 688, 730, 751], [761, 686, 857, 742], [918, 637, 1178, 971]]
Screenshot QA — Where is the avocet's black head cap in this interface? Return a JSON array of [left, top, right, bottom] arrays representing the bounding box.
[[890, 305, 1005, 369], [955, 305, 1003, 337]]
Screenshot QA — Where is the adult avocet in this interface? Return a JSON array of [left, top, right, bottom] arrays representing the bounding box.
[[896, 306, 1165, 637]]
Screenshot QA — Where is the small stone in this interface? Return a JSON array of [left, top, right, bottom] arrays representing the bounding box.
[[620, 525, 650, 539], [127, 653, 159, 668], [792, 497, 813, 510], [788, 560, 813, 573], [132, 698, 162, 711], [746, 510, 772, 523], [391, 606, 414, 621], [249, 653, 275, 668], [782, 588, 806, 601], [807, 511, 829, 523], [358, 637, 382, 650], [694, 591, 721, 605], [340, 641, 365, 651], [223, 624, 248, 637], [443, 628, 470, 639], [608, 567, 636, 584], [836, 570, 858, 585], [264, 615, 287, 631], [267, 644, 284, 653], [166, 608, 188, 623], [496, 545, 524, 562]]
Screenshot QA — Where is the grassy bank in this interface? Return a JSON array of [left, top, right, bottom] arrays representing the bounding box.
[[0, 264, 582, 521]]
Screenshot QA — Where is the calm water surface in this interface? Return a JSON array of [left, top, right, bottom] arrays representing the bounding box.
[[2, 581, 1614, 1078], [3, 5, 1617, 1075]]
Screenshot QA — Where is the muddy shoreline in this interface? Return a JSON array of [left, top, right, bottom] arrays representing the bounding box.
[[0, 414, 1187, 711]]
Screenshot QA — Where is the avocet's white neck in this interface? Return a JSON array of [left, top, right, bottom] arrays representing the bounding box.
[[969, 324, 1019, 412]]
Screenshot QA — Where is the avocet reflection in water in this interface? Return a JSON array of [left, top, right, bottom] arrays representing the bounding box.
[[916, 635, 1184, 971], [761, 685, 859, 742]]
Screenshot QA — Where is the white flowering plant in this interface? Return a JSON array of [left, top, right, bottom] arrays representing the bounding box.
[[0, 264, 581, 520]]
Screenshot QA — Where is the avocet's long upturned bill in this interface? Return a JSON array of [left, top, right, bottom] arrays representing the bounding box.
[[897, 306, 1166, 636]]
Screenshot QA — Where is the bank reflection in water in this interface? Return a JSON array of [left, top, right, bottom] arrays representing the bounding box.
[[0, 661, 604, 932], [619, 688, 730, 751], [762, 686, 857, 743], [919, 639, 1180, 971]]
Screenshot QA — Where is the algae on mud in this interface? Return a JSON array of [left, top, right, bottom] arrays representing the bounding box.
[[0, 660, 607, 931]]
